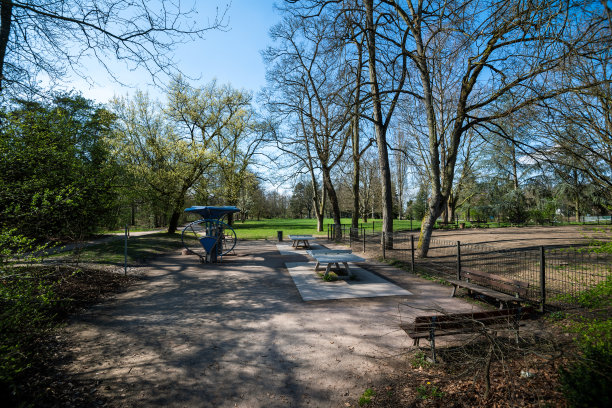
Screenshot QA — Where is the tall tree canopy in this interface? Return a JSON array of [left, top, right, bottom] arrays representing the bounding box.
[[0, 94, 118, 240]]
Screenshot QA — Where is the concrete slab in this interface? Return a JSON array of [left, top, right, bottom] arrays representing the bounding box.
[[286, 261, 412, 301]]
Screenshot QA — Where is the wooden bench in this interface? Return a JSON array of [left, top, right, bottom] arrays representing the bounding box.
[[400, 307, 533, 362], [447, 268, 529, 309]]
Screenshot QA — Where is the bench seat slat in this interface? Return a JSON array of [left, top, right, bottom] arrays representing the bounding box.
[[399, 307, 533, 340], [447, 279, 524, 302]]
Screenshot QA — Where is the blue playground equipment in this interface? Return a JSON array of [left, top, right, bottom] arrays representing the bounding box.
[[182, 206, 240, 263]]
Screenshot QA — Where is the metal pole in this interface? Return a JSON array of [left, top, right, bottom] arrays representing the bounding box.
[[382, 231, 386, 260], [363, 227, 366, 253], [124, 224, 128, 276], [540, 246, 546, 312], [457, 241, 461, 280], [410, 235, 415, 274]]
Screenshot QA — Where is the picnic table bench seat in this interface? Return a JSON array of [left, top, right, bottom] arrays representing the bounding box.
[[400, 307, 534, 362], [447, 268, 529, 309]]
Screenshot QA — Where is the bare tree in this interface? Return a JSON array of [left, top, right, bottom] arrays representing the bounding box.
[[384, 0, 607, 256], [264, 10, 353, 236], [0, 0, 227, 98]]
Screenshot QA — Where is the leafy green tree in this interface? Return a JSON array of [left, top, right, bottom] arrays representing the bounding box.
[[289, 181, 315, 218], [113, 79, 260, 233], [0, 94, 118, 240]]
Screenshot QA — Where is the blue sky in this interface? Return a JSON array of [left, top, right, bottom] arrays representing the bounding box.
[[67, 0, 280, 104]]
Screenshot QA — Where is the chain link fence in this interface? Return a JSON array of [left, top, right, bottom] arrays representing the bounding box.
[[327, 224, 611, 310]]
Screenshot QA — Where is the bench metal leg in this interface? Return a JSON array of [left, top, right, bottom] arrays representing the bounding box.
[[315, 261, 320, 271], [451, 284, 457, 297], [429, 329, 436, 363]]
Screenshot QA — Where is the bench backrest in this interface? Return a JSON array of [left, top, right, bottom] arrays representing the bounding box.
[[462, 268, 528, 297], [404, 307, 533, 335]]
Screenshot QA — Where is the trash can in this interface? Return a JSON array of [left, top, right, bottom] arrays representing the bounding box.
[[277, 231, 283, 242]]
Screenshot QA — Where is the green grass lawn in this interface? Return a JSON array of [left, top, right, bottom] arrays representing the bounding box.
[[229, 218, 422, 240], [51, 232, 184, 264], [50, 219, 424, 264]]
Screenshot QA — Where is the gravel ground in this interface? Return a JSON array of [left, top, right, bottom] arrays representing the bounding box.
[[59, 240, 479, 408]]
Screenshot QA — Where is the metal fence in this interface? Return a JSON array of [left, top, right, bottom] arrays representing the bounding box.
[[328, 225, 611, 310]]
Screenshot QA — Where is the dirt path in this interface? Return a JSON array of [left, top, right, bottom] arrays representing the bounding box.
[[60, 241, 477, 407], [430, 224, 608, 249]]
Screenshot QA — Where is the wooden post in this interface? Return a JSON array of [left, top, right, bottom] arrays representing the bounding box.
[[540, 246, 546, 312], [410, 235, 415, 274], [456, 241, 461, 280]]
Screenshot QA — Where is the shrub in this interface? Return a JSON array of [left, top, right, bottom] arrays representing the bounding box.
[[0, 229, 57, 403], [558, 269, 612, 407]]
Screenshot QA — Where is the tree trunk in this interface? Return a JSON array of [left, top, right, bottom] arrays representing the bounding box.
[[351, 162, 360, 229], [418, 194, 445, 257], [0, 0, 13, 94], [364, 0, 394, 249], [350, 38, 363, 230], [322, 167, 342, 239], [168, 210, 180, 234], [314, 186, 326, 232], [575, 196, 580, 222], [130, 202, 136, 226]]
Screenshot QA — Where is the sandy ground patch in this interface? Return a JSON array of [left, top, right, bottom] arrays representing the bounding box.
[[60, 240, 478, 407]]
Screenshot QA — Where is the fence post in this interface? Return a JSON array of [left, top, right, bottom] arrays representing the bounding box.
[[349, 227, 352, 246], [410, 235, 415, 274], [124, 224, 128, 276], [540, 246, 546, 312], [382, 231, 386, 260], [362, 228, 366, 253], [456, 241, 461, 280], [372, 221, 375, 232]]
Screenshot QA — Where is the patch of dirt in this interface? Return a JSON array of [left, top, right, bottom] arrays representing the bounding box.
[[362, 327, 574, 407], [430, 224, 610, 250], [12, 265, 141, 408]]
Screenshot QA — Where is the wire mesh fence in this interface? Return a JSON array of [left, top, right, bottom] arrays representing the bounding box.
[[327, 224, 611, 310]]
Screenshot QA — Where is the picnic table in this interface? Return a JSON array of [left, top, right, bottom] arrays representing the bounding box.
[[307, 249, 364, 278], [288, 234, 317, 248]]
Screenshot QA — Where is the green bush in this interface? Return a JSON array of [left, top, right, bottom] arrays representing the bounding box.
[[0, 229, 57, 403], [560, 344, 611, 408], [558, 271, 612, 407]]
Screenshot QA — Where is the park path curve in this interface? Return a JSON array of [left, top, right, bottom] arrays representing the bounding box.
[[61, 240, 477, 407]]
